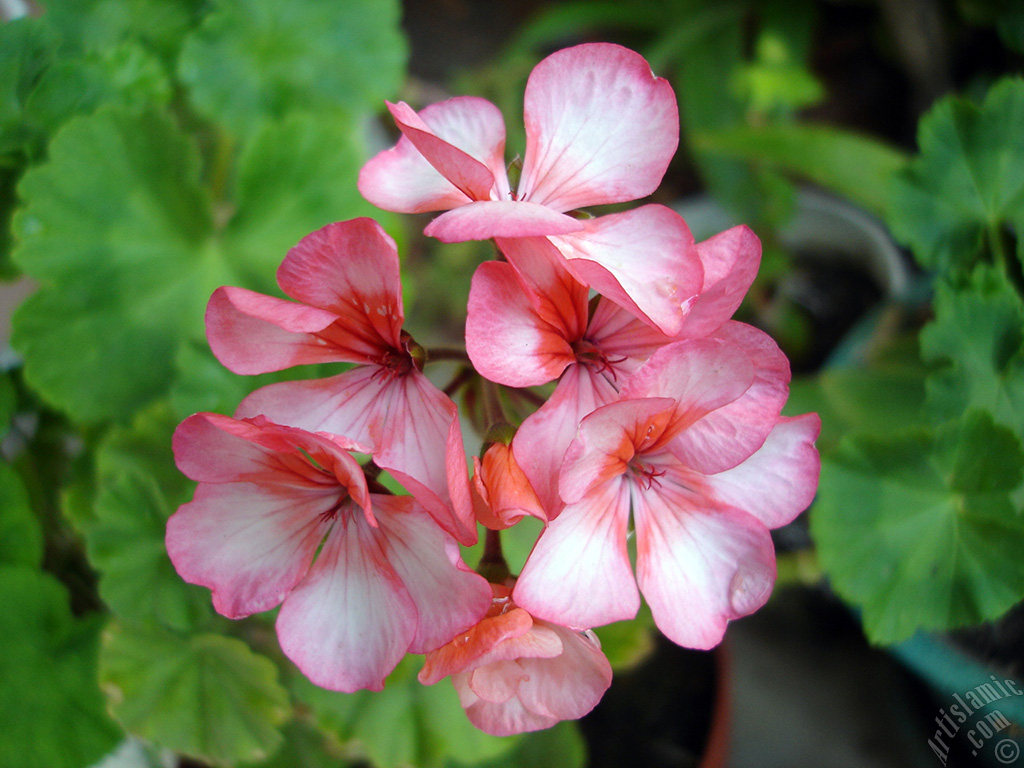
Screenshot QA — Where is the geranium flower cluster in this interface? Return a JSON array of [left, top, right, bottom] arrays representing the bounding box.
[[167, 42, 820, 737]]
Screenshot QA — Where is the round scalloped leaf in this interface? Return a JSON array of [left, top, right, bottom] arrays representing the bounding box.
[[887, 77, 1024, 275], [178, 0, 406, 138], [11, 107, 381, 424], [100, 621, 291, 766], [920, 266, 1024, 434], [294, 655, 520, 768], [812, 410, 1024, 644], [0, 462, 42, 568], [11, 107, 215, 423], [0, 566, 123, 768]]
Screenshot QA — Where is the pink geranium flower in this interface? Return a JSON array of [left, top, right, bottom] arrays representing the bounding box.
[[466, 225, 768, 517], [359, 43, 696, 334], [204, 218, 475, 544], [166, 413, 491, 692], [418, 583, 612, 736], [513, 339, 821, 649]]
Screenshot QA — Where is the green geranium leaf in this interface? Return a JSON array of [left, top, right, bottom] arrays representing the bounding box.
[[887, 77, 1024, 274], [11, 107, 215, 423], [921, 266, 1024, 433], [812, 410, 1024, 644], [178, 0, 406, 138], [0, 16, 60, 160], [474, 721, 586, 768], [100, 621, 291, 766], [0, 565, 123, 768], [0, 462, 42, 568], [43, 0, 205, 65], [12, 105, 381, 424], [295, 655, 520, 768], [73, 403, 210, 629], [694, 123, 907, 219]]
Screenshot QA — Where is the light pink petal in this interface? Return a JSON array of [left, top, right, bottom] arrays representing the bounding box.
[[516, 623, 612, 719], [277, 219, 405, 350], [619, 338, 756, 452], [235, 368, 382, 449], [424, 200, 584, 242], [514, 478, 638, 629], [558, 398, 677, 505], [512, 366, 620, 517], [206, 287, 353, 374], [667, 323, 791, 474], [703, 413, 821, 529], [466, 261, 575, 387], [468, 659, 529, 703], [374, 494, 490, 653], [676, 225, 761, 338], [457, 674, 559, 736], [166, 482, 334, 618], [519, 42, 678, 211], [371, 372, 476, 545], [359, 97, 511, 213], [238, 367, 475, 544], [384, 100, 499, 201], [358, 136, 473, 214], [494, 236, 589, 339], [276, 513, 416, 692], [465, 620, 564, 668], [419, 605, 535, 685], [172, 413, 369, 507], [586, 296, 673, 375], [551, 205, 703, 336], [633, 468, 776, 649]]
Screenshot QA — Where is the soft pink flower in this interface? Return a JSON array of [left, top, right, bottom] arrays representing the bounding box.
[[513, 339, 820, 649], [166, 413, 491, 692], [204, 218, 475, 544], [418, 584, 612, 736], [359, 43, 696, 334]]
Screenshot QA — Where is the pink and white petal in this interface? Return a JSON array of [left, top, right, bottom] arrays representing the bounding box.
[[424, 200, 584, 242], [666, 323, 790, 475], [359, 135, 473, 214], [206, 287, 353, 374], [385, 104, 493, 202], [409, 98, 511, 190], [173, 412, 285, 483], [512, 366, 620, 517], [277, 219, 405, 350], [558, 398, 677, 505], [459, 678, 558, 736], [632, 472, 776, 650], [466, 261, 575, 387], [676, 225, 762, 339], [494, 236, 589, 339], [374, 494, 491, 653], [551, 206, 703, 336], [703, 413, 821, 529], [276, 514, 417, 692], [166, 482, 334, 618], [619, 338, 756, 453], [468, 660, 529, 703], [235, 368, 382, 450], [514, 478, 638, 629], [365, 371, 474, 543], [586, 297, 673, 375], [516, 624, 612, 720], [519, 43, 678, 211], [419, 606, 534, 685]]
